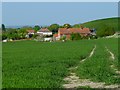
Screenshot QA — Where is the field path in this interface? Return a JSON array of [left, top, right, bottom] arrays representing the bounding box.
[[80, 45, 96, 62], [63, 72, 118, 88], [106, 46, 115, 60], [105, 47, 120, 75], [63, 45, 119, 89]]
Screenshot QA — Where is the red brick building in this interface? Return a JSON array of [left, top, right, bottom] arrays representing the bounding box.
[[54, 28, 91, 40]]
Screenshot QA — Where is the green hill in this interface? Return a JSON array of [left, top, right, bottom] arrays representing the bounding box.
[[81, 17, 119, 31]]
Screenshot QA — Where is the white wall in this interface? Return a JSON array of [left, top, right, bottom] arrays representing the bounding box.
[[44, 38, 52, 41], [37, 32, 52, 36]]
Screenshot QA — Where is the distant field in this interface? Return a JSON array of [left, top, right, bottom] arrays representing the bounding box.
[[2, 38, 119, 88], [82, 17, 119, 31]]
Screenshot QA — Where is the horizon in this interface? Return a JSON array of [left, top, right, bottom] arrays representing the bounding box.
[[4, 17, 118, 28], [2, 2, 118, 27]]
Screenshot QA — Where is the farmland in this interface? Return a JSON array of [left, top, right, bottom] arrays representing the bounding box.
[[2, 38, 119, 88], [82, 17, 119, 31], [76, 38, 119, 85]]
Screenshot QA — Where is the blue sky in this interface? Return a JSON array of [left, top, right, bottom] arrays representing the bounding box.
[[2, 2, 118, 26]]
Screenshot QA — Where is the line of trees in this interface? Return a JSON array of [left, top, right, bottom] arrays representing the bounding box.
[[2, 23, 116, 40]]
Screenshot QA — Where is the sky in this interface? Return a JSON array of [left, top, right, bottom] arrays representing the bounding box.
[[1, 0, 120, 2], [2, 2, 118, 26]]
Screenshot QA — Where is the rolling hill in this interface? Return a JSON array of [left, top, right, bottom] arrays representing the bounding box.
[[81, 17, 119, 31]]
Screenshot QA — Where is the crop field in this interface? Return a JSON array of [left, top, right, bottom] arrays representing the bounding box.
[[2, 38, 119, 88], [76, 38, 119, 85]]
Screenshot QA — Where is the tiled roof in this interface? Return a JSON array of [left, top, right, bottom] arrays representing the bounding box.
[[53, 33, 58, 37], [58, 28, 90, 35], [27, 30, 35, 33], [39, 28, 51, 32]]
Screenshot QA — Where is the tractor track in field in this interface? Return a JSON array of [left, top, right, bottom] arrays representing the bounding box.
[[63, 45, 119, 89], [105, 47, 120, 75], [80, 45, 96, 63], [63, 72, 119, 88], [69, 45, 97, 71]]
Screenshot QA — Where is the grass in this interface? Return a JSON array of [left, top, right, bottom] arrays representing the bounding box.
[[76, 86, 96, 90], [2, 40, 94, 88], [76, 38, 119, 85], [2, 38, 119, 88], [82, 17, 119, 31]]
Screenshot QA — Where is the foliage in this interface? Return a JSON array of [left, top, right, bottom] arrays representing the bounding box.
[[82, 17, 119, 32], [18, 28, 27, 34], [2, 24, 6, 32], [63, 23, 71, 28], [22, 26, 33, 30], [2, 33, 7, 40], [33, 25, 40, 31], [6, 29, 19, 40], [89, 35, 97, 39], [32, 34, 38, 39], [70, 33, 81, 40], [2, 28, 28, 40], [73, 24, 80, 28], [60, 35, 66, 41], [96, 24, 115, 37], [48, 24, 59, 34]]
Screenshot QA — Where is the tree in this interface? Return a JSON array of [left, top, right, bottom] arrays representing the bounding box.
[[22, 26, 33, 30], [2, 33, 7, 40], [18, 28, 27, 39], [70, 33, 81, 40], [2, 24, 6, 32], [48, 24, 59, 33], [96, 24, 115, 37], [73, 24, 80, 28], [63, 24, 71, 28], [6, 28, 21, 40], [34, 25, 40, 31], [60, 35, 66, 41]]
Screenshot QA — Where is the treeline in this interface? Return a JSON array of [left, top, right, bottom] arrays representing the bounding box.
[[2, 22, 116, 40]]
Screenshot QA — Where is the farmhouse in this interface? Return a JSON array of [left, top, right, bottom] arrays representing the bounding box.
[[37, 28, 52, 36], [36, 28, 53, 41], [27, 30, 35, 35], [26, 30, 35, 38], [54, 27, 91, 40]]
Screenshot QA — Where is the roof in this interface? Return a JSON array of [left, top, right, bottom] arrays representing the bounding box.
[[53, 33, 58, 37], [27, 30, 35, 33], [58, 28, 90, 35], [38, 28, 51, 32]]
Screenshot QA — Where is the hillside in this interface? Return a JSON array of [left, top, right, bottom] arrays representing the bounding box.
[[81, 17, 119, 31]]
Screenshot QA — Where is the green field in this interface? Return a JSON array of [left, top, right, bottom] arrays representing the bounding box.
[[76, 39, 119, 84], [2, 38, 119, 88], [82, 17, 119, 31]]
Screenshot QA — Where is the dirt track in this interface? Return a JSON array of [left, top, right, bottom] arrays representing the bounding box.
[[63, 45, 119, 89]]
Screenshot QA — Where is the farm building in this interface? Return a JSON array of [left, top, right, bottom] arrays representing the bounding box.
[[27, 30, 35, 35], [37, 28, 52, 36], [53, 27, 92, 40], [53, 33, 59, 41], [36, 28, 52, 42], [26, 30, 35, 38]]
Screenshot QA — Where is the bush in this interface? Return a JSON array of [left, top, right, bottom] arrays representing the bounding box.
[[90, 35, 98, 39], [70, 33, 81, 40], [60, 35, 66, 41], [2, 33, 7, 40], [96, 24, 115, 37]]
